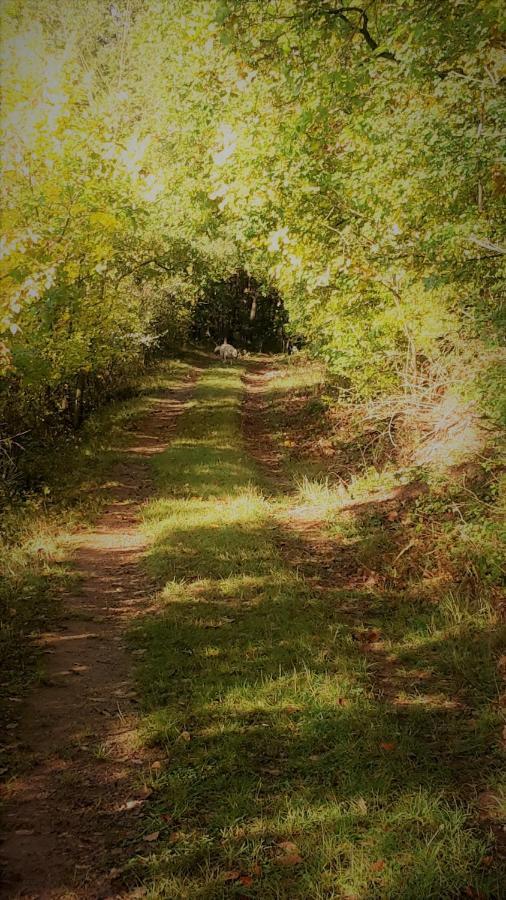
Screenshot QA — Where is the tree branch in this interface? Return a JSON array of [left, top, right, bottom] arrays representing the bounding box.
[[116, 257, 173, 283], [468, 234, 506, 255], [321, 4, 398, 61], [272, 4, 471, 78]]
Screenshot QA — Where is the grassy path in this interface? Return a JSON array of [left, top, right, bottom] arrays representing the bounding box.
[[126, 363, 502, 899], [1, 357, 502, 898]]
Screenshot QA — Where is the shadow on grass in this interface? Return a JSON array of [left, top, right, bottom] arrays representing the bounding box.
[[0, 561, 73, 737], [128, 365, 504, 898]]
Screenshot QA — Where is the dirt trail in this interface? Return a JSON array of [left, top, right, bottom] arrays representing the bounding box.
[[242, 367, 293, 495], [0, 374, 199, 899]]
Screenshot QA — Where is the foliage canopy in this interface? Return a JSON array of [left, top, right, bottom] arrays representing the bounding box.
[[1, 0, 505, 434]]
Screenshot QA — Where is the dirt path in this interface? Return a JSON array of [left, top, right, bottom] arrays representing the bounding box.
[[242, 366, 293, 495], [0, 374, 199, 899]]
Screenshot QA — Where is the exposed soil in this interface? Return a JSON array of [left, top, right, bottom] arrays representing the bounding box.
[[0, 373, 199, 899], [242, 367, 293, 495]]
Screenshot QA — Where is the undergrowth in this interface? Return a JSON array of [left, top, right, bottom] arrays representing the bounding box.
[[263, 358, 505, 600]]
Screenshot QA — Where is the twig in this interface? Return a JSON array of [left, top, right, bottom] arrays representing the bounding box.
[[393, 539, 417, 563], [468, 234, 506, 255]]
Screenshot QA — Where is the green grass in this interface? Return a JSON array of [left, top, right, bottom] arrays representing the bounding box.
[[0, 357, 194, 740], [127, 362, 505, 898]]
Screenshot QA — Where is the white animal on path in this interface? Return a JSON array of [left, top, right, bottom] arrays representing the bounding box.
[[214, 340, 238, 363]]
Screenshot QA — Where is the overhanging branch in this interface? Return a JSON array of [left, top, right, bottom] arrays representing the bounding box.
[[116, 257, 173, 283], [321, 4, 397, 61]]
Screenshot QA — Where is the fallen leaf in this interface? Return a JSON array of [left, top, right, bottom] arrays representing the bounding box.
[[223, 870, 240, 882], [365, 629, 381, 642], [70, 664, 88, 675], [481, 855, 493, 867], [337, 697, 349, 707], [122, 799, 144, 812], [379, 742, 396, 751], [477, 791, 500, 814], [365, 575, 379, 587], [15, 829, 34, 836], [251, 864, 262, 876], [352, 628, 381, 643], [180, 731, 191, 742], [277, 840, 299, 853], [151, 761, 163, 770], [239, 875, 253, 886], [387, 510, 399, 521], [143, 831, 159, 842], [160, 813, 173, 823], [371, 860, 385, 872]]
